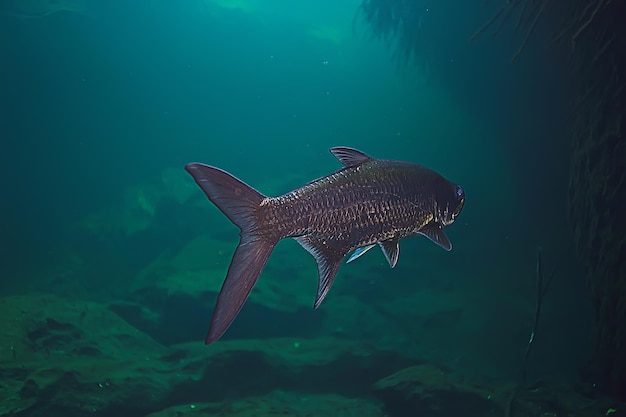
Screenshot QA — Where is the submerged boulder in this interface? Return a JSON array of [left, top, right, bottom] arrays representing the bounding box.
[[0, 293, 414, 416], [373, 364, 503, 417]]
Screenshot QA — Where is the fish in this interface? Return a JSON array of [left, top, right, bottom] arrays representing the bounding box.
[[185, 146, 465, 344]]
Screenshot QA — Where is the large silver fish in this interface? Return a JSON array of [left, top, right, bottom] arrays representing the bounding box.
[[186, 147, 465, 344]]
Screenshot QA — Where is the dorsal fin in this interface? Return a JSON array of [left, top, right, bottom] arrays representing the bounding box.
[[330, 147, 372, 168]]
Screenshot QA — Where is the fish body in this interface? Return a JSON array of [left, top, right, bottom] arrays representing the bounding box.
[[186, 147, 465, 344]]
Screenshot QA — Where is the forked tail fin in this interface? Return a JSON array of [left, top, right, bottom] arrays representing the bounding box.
[[185, 163, 276, 344]]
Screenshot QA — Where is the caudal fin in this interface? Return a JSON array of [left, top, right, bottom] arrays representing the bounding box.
[[185, 163, 275, 344]]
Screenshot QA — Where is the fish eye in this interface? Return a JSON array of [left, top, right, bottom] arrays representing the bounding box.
[[455, 185, 464, 200]]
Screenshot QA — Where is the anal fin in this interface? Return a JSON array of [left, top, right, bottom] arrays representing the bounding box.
[[295, 235, 347, 308]]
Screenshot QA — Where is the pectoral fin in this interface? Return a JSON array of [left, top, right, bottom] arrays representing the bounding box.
[[419, 223, 452, 251]]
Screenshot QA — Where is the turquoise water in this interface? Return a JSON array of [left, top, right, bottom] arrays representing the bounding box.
[[0, 1, 593, 416]]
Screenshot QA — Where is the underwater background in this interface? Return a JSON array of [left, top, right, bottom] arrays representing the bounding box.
[[1, 0, 620, 416]]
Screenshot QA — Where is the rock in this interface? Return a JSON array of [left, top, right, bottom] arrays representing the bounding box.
[[77, 184, 162, 241], [145, 390, 386, 417], [0, 293, 415, 416], [373, 364, 503, 417], [161, 166, 197, 205], [0, 294, 167, 415]]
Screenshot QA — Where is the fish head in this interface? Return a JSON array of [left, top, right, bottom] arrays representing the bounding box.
[[438, 182, 465, 227]]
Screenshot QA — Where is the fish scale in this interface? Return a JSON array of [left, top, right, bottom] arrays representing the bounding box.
[[275, 167, 427, 240]]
